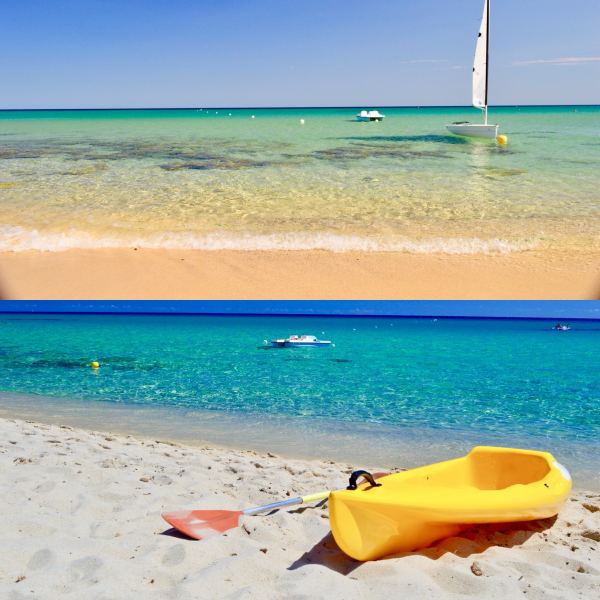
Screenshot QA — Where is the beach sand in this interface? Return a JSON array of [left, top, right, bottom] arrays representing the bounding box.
[[0, 248, 599, 299], [2, 417, 599, 599]]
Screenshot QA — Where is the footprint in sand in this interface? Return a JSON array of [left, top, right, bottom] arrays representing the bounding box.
[[34, 481, 56, 494], [27, 548, 53, 570], [68, 556, 103, 583], [153, 474, 173, 486], [162, 544, 186, 566]]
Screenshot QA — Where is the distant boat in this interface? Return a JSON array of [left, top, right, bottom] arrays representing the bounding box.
[[356, 110, 385, 122], [447, 0, 500, 139], [552, 323, 571, 331], [269, 335, 332, 348]]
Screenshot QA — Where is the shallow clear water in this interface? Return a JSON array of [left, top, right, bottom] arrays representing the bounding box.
[[0, 314, 598, 483], [1, 106, 599, 253]]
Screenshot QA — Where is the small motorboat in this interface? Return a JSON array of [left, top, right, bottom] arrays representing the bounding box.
[[356, 110, 385, 122], [553, 323, 571, 331], [269, 335, 332, 348], [329, 446, 571, 561]]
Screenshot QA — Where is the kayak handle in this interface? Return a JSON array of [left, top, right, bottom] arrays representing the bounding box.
[[347, 470, 382, 490]]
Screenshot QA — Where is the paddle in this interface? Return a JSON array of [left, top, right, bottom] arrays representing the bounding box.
[[162, 470, 386, 540]]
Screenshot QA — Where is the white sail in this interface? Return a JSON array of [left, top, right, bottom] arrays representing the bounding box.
[[446, 0, 501, 138], [472, 0, 489, 110]]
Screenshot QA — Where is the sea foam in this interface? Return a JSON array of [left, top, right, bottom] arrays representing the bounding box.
[[0, 226, 537, 254]]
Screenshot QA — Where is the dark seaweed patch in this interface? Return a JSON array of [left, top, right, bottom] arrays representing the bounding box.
[[27, 357, 91, 369], [562, 158, 600, 166], [0, 148, 46, 159], [0, 345, 19, 356], [109, 362, 162, 371], [4, 354, 163, 371], [341, 134, 469, 145], [0, 137, 293, 167], [476, 167, 527, 178], [311, 142, 452, 161], [94, 356, 163, 370], [96, 356, 137, 364], [479, 145, 520, 156], [342, 136, 521, 158], [160, 157, 271, 171], [58, 163, 109, 176]]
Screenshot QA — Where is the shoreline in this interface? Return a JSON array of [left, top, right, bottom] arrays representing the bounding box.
[[1, 391, 598, 490], [0, 248, 599, 299], [2, 416, 599, 598]]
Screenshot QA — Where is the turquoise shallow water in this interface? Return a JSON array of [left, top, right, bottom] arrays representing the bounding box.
[[1, 106, 599, 253], [0, 314, 598, 483]]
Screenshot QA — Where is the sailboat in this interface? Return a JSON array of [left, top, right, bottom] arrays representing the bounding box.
[[447, 0, 500, 139]]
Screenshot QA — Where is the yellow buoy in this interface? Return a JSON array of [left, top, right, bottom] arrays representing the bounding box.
[[91, 361, 100, 369], [496, 134, 508, 145]]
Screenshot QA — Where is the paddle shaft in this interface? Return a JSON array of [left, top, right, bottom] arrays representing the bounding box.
[[162, 472, 386, 540], [242, 490, 329, 516]]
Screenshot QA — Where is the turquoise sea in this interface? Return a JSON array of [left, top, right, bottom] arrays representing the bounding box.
[[0, 314, 598, 486], [1, 106, 599, 253]]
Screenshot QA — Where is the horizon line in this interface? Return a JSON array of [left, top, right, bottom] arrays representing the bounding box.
[[1, 312, 597, 322], [0, 299, 598, 322], [1, 103, 599, 112]]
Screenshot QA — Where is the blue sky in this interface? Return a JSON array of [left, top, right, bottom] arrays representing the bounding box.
[[1, 0, 599, 108], [1, 301, 599, 320]]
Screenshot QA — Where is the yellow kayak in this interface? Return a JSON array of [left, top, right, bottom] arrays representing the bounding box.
[[329, 446, 572, 561]]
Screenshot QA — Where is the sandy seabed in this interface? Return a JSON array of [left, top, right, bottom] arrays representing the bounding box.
[[1, 417, 599, 599], [0, 248, 599, 299]]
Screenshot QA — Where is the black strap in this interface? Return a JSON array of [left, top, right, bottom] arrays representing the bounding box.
[[347, 470, 383, 490]]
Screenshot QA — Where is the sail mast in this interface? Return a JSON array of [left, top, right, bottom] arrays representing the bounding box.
[[484, 0, 490, 124]]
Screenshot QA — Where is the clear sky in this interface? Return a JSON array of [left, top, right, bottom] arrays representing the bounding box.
[[1, 0, 599, 108]]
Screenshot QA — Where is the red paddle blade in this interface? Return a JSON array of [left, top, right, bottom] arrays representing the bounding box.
[[162, 509, 244, 540]]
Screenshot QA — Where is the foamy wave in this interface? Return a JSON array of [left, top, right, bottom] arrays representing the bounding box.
[[0, 226, 537, 254]]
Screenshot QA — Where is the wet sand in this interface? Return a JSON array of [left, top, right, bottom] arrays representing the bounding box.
[[0, 248, 599, 299]]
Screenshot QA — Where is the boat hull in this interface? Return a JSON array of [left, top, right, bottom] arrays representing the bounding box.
[[271, 341, 332, 347], [446, 123, 499, 139], [356, 116, 384, 122], [329, 446, 571, 561]]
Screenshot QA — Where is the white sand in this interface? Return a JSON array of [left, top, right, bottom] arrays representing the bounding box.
[[1, 417, 599, 600]]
